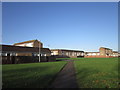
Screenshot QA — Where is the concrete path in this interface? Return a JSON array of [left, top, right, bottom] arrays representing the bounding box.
[[49, 60, 78, 88]]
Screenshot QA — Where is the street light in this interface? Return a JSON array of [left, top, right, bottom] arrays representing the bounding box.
[[39, 42, 41, 62]]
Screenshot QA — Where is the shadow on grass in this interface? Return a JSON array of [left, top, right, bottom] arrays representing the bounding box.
[[2, 66, 59, 88]]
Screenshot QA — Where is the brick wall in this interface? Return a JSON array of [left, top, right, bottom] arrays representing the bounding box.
[[84, 55, 114, 58]]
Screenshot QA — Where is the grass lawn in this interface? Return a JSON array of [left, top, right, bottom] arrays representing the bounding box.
[[74, 58, 119, 88], [2, 61, 67, 88]]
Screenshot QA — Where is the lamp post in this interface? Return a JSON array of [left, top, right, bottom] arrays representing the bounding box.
[[39, 42, 41, 62]]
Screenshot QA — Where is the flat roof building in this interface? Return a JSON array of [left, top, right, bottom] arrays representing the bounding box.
[[51, 49, 84, 58], [1, 44, 53, 64]]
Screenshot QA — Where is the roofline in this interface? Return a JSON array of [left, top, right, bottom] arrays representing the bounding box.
[[0, 44, 49, 49], [51, 49, 84, 52], [13, 39, 42, 45], [113, 51, 118, 53], [0, 45, 51, 53], [85, 52, 99, 53], [99, 47, 112, 50]]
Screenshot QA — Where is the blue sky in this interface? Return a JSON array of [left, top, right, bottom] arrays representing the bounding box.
[[2, 2, 118, 52]]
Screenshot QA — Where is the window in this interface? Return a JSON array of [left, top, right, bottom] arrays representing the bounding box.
[[0, 52, 1, 56], [1, 52, 7, 56], [7, 53, 10, 56], [81, 53, 84, 56]]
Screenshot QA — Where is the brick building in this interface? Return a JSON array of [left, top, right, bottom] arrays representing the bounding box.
[[99, 47, 113, 56]]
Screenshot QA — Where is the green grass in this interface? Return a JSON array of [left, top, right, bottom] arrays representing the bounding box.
[[2, 57, 119, 88], [74, 58, 119, 88], [2, 61, 67, 88]]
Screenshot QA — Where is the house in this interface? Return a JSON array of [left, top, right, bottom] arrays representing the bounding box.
[[13, 39, 43, 56], [99, 47, 113, 56], [51, 49, 84, 58]]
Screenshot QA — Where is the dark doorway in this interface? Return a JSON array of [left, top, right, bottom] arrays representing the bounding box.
[[12, 56, 15, 64], [46, 56, 49, 62], [7, 53, 10, 56]]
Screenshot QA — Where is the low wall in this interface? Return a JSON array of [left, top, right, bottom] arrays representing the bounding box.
[[69, 56, 77, 58], [84, 55, 114, 58], [2, 56, 56, 64]]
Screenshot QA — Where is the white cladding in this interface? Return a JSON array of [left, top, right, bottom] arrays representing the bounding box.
[[87, 52, 100, 56], [51, 51, 58, 55], [15, 42, 33, 47]]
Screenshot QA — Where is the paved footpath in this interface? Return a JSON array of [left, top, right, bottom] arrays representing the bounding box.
[[49, 60, 78, 88]]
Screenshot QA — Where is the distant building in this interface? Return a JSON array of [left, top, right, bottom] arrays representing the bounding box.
[[51, 49, 84, 58], [85, 52, 100, 56], [99, 47, 113, 56], [85, 47, 119, 58], [112, 51, 119, 57], [14, 39, 43, 48]]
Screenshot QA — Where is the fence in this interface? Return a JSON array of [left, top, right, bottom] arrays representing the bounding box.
[[2, 56, 56, 64]]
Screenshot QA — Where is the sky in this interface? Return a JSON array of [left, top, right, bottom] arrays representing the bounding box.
[[2, 2, 118, 52]]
